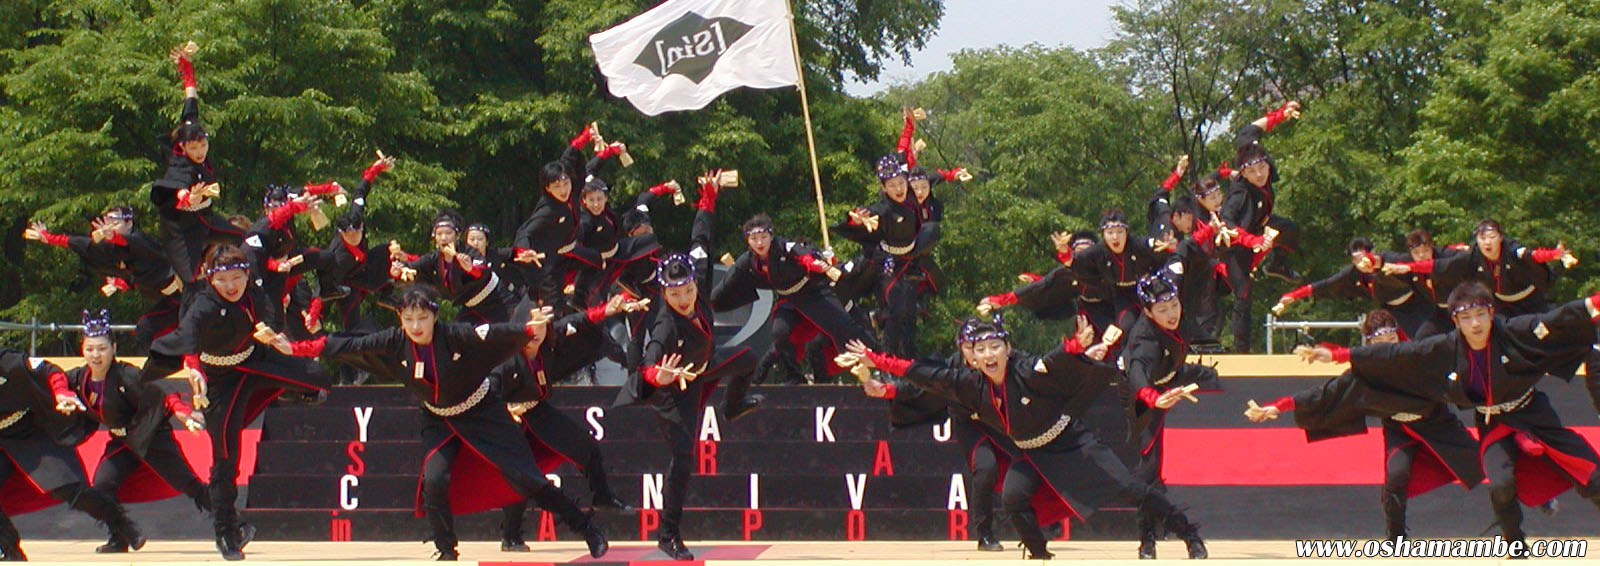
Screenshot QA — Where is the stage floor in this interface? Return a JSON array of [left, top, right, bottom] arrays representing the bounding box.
[[12, 539, 1599, 563]]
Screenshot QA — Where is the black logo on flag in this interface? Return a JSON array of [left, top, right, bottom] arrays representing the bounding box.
[[634, 12, 753, 83]]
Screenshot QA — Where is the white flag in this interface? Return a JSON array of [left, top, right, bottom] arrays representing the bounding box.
[[590, 0, 800, 116]]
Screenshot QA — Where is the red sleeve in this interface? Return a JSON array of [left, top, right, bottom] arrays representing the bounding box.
[[880, 382, 898, 399], [569, 124, 593, 149], [362, 161, 390, 182], [642, 365, 663, 387], [110, 278, 131, 291], [176, 55, 196, 89], [845, 208, 867, 226], [585, 304, 607, 324], [1055, 251, 1074, 266], [1530, 248, 1563, 263], [1586, 293, 1600, 322], [1234, 230, 1265, 249], [865, 351, 911, 377], [47, 372, 72, 398], [1160, 170, 1183, 191], [39, 230, 68, 247], [106, 232, 128, 246], [986, 292, 1019, 307], [1262, 102, 1294, 132], [267, 200, 310, 230], [647, 183, 676, 196], [1137, 387, 1162, 408], [1192, 220, 1216, 244], [596, 143, 624, 160], [696, 183, 718, 212], [1213, 261, 1229, 279], [896, 112, 916, 165], [1399, 260, 1433, 274], [305, 297, 324, 328], [938, 168, 960, 182], [290, 337, 327, 358], [1216, 161, 1234, 179], [1320, 342, 1350, 364], [265, 257, 283, 272], [163, 392, 195, 417], [1061, 337, 1085, 355], [175, 189, 194, 209], [796, 254, 829, 274], [1282, 285, 1313, 301], [459, 258, 483, 278], [1019, 273, 1042, 283], [1446, 243, 1469, 251], [183, 354, 202, 372], [1265, 396, 1295, 412], [303, 182, 341, 196]]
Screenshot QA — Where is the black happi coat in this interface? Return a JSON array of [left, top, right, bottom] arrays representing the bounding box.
[[1118, 316, 1222, 457], [1423, 241, 1556, 316], [319, 320, 537, 515], [150, 96, 244, 282], [0, 352, 87, 515], [1287, 369, 1482, 497], [62, 361, 200, 503], [1346, 298, 1600, 505], [896, 347, 1128, 523], [613, 209, 757, 421], [491, 310, 609, 472], [400, 248, 519, 324]]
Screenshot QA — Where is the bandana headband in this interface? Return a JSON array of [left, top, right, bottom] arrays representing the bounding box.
[[656, 253, 697, 288], [1363, 326, 1399, 341], [206, 261, 251, 276]]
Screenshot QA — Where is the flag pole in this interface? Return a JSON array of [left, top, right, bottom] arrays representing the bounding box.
[[784, 0, 831, 251]]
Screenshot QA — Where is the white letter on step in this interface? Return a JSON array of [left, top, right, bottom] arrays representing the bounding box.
[[846, 474, 867, 510], [352, 407, 373, 443], [816, 406, 836, 442]]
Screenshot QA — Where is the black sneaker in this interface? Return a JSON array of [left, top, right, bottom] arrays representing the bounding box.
[[95, 535, 129, 554], [435, 548, 459, 561], [976, 534, 1004, 552], [584, 524, 609, 558], [1139, 538, 1157, 559], [657, 536, 694, 560], [500, 536, 529, 552], [215, 530, 245, 561]]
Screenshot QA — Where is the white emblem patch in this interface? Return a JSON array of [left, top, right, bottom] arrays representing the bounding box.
[[1533, 322, 1549, 340], [565, 324, 578, 336], [1020, 397, 1031, 405], [1447, 372, 1458, 381], [474, 324, 490, 340], [244, 235, 263, 248], [689, 247, 708, 260], [1033, 360, 1049, 373]]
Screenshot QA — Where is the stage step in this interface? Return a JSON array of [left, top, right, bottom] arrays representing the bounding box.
[[245, 507, 1132, 541], [253, 440, 967, 476], [249, 473, 997, 510], [260, 405, 960, 443]]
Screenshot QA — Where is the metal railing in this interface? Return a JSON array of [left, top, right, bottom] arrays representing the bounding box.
[[1263, 314, 1362, 355], [0, 319, 138, 356]]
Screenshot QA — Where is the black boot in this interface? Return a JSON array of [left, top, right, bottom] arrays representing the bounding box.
[[432, 530, 459, 561], [95, 533, 129, 554], [1164, 510, 1206, 559], [976, 533, 1003, 552], [499, 502, 529, 552], [1381, 489, 1407, 541], [214, 524, 245, 561], [658, 535, 695, 560], [67, 486, 145, 552], [1138, 511, 1160, 559], [183, 481, 213, 514], [584, 453, 631, 511], [1010, 509, 1052, 559], [1263, 252, 1302, 284], [0, 513, 25, 562], [532, 485, 607, 558]]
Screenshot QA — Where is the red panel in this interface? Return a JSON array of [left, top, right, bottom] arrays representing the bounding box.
[[76, 429, 262, 484], [1163, 427, 1600, 485]]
